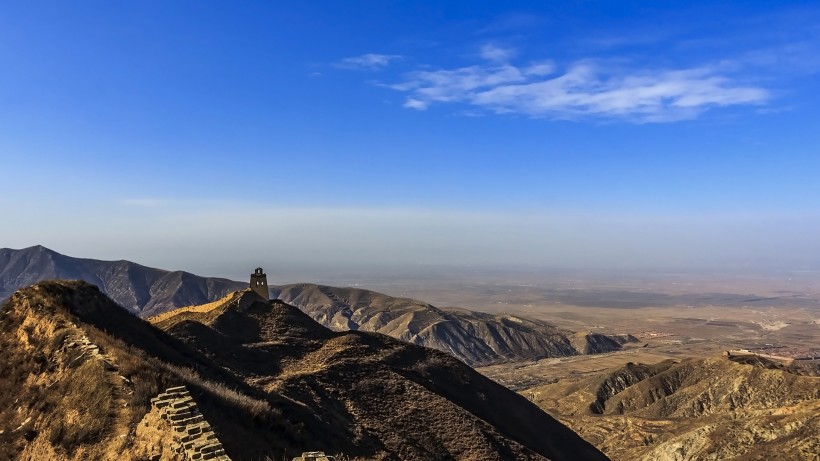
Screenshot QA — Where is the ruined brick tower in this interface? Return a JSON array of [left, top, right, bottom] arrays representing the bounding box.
[[250, 267, 269, 299]]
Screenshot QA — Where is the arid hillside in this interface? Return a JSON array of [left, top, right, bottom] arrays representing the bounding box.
[[0, 281, 608, 461], [526, 355, 820, 461], [274, 283, 626, 366]]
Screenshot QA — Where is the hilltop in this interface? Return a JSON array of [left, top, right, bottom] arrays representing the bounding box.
[[0, 280, 609, 460]]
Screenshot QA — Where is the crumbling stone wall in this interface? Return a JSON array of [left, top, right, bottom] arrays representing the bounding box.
[[64, 328, 117, 370], [292, 452, 335, 461], [150, 386, 231, 461]]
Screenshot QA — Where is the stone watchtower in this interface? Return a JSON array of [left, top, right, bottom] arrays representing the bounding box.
[[250, 267, 269, 299]]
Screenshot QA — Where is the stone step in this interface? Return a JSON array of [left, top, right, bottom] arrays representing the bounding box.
[[179, 415, 204, 425], [183, 431, 212, 442], [200, 443, 221, 453], [169, 411, 193, 422], [172, 397, 195, 408], [168, 405, 194, 415]]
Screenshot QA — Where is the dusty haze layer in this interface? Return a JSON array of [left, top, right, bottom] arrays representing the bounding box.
[[6, 206, 820, 279]]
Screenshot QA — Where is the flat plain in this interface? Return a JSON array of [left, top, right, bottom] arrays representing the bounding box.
[[317, 268, 820, 388]]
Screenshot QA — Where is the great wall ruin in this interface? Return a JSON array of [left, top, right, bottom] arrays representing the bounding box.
[[150, 386, 231, 461], [63, 327, 118, 371]]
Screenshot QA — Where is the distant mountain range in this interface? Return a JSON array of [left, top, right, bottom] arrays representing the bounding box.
[[0, 280, 610, 460], [0, 245, 245, 316], [0, 245, 628, 366], [274, 283, 627, 366]]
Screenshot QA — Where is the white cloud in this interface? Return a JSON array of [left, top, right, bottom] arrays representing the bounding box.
[[403, 98, 428, 110], [523, 61, 555, 76], [389, 64, 531, 101], [385, 53, 769, 122], [338, 53, 402, 70], [480, 44, 517, 63]]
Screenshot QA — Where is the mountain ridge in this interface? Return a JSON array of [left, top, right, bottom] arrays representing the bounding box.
[[0, 245, 246, 316], [273, 283, 625, 366], [1, 246, 627, 366]]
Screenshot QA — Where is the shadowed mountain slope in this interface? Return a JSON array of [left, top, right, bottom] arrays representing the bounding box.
[[1, 281, 609, 461], [273, 283, 623, 366], [527, 356, 820, 461], [0, 246, 246, 316]]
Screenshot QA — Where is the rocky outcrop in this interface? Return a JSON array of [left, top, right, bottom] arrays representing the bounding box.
[[589, 361, 674, 414]]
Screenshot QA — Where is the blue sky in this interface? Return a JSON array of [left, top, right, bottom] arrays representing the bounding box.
[[1, 1, 819, 277]]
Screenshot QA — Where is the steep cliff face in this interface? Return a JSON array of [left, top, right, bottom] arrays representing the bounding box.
[[527, 356, 820, 461], [587, 361, 677, 414], [273, 283, 624, 366], [1, 281, 610, 461]]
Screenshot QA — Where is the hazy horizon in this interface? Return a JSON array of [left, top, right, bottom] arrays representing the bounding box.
[[5, 237, 820, 291]]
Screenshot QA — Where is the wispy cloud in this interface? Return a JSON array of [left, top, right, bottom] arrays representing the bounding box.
[[403, 98, 428, 110], [479, 44, 517, 63], [387, 53, 769, 122], [338, 53, 402, 70]]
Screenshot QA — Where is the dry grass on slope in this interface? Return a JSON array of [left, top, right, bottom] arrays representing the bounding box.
[[0, 282, 314, 460]]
